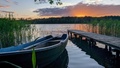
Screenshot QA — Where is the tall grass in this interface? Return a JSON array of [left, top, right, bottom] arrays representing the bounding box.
[[0, 18, 32, 48], [90, 19, 120, 37], [75, 19, 120, 37]]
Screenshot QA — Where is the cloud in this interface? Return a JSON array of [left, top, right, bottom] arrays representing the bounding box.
[[84, 0, 103, 4], [5, 0, 18, 5], [33, 7, 72, 16], [5, 0, 11, 3], [33, 2, 120, 17], [0, 5, 10, 8], [12, 1, 18, 5]]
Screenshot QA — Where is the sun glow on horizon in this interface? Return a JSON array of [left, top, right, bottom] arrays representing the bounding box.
[[73, 14, 86, 17], [1, 0, 120, 19], [71, 10, 87, 17]]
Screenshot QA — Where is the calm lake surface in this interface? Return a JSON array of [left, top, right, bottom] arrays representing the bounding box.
[[1, 24, 120, 68], [30, 24, 106, 68]]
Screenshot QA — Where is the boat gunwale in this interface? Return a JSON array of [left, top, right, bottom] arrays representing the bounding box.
[[0, 35, 53, 52], [0, 34, 68, 56]]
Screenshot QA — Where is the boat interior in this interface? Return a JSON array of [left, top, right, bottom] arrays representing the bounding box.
[[34, 34, 67, 49], [33, 36, 62, 48]]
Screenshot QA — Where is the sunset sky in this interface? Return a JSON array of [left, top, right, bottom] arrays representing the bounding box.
[[0, 0, 120, 19]]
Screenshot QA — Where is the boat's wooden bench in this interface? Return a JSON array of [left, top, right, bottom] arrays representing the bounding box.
[[23, 42, 46, 49], [23, 37, 61, 49], [34, 40, 60, 48], [68, 30, 120, 58]]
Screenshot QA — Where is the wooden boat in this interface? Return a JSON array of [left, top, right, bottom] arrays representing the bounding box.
[[45, 49, 69, 68], [0, 61, 21, 68], [0, 34, 68, 68], [0, 35, 53, 52]]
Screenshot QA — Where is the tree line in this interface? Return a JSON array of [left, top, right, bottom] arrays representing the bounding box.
[[32, 16, 120, 24]]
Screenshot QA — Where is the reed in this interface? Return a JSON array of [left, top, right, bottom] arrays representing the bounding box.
[[0, 18, 31, 48], [90, 19, 120, 37]]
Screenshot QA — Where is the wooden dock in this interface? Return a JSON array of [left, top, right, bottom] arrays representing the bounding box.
[[68, 30, 120, 58]]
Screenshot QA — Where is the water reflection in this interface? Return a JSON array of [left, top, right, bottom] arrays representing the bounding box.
[[1, 24, 120, 68], [0, 24, 34, 48], [74, 24, 120, 37], [74, 24, 99, 33], [70, 38, 120, 68], [1, 23, 120, 48], [33, 24, 74, 37]]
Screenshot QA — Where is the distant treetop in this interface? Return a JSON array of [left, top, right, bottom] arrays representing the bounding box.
[[34, 0, 62, 5]]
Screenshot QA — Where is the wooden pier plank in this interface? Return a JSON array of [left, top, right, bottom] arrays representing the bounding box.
[[68, 30, 120, 50]]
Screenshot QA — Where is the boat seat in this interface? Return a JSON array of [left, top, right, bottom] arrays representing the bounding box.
[[23, 38, 61, 49], [23, 43, 46, 49], [48, 40, 60, 43], [44, 40, 60, 46]]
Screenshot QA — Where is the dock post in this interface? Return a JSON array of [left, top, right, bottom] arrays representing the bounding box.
[[108, 46, 112, 54], [105, 45, 108, 50], [79, 36, 82, 41], [87, 38, 96, 46], [109, 47, 112, 52], [115, 50, 119, 59], [72, 33, 74, 38], [92, 40, 96, 46], [68, 31, 69, 38], [87, 38, 91, 45], [67, 31, 69, 36], [70, 32, 72, 39], [74, 34, 77, 38]]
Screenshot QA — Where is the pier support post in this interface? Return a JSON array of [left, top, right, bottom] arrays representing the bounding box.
[[72, 33, 74, 38], [91, 39, 96, 46], [114, 50, 120, 68], [70, 33, 72, 39], [87, 38, 91, 45], [83, 37, 87, 41], [74, 34, 77, 38], [79, 36, 82, 41], [108, 46, 112, 54], [88, 38, 96, 46], [68, 31, 69, 36], [109, 47, 112, 52], [68, 31, 70, 39], [105, 45, 108, 50], [115, 50, 119, 59]]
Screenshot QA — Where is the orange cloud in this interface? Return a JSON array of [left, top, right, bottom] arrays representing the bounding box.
[[70, 3, 120, 17], [0, 5, 10, 8], [34, 3, 120, 17]]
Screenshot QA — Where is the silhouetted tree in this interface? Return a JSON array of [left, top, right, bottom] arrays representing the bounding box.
[[31, 16, 120, 24], [34, 0, 62, 5]]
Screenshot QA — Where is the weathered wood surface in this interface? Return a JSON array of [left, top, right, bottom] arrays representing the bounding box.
[[68, 30, 120, 51]]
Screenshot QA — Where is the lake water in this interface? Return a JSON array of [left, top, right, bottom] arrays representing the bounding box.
[[66, 40, 104, 68], [1, 24, 120, 68], [29, 24, 119, 68]]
